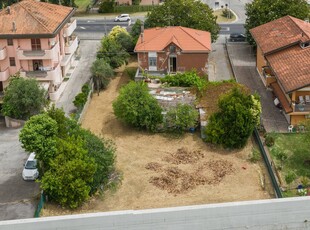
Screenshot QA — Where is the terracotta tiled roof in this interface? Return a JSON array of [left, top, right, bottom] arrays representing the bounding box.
[[250, 16, 310, 54], [134, 26, 211, 52], [266, 44, 310, 93], [0, 0, 75, 36], [270, 82, 293, 113]]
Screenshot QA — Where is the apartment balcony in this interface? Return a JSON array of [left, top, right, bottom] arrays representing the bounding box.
[[20, 64, 62, 82], [65, 36, 78, 54], [262, 66, 276, 86], [0, 67, 9, 81], [293, 102, 310, 112], [64, 19, 77, 38], [0, 47, 7, 60], [16, 43, 58, 60]]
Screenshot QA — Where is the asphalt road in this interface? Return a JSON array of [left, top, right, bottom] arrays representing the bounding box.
[[76, 19, 245, 40]]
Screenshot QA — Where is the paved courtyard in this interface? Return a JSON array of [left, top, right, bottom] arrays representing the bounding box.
[[226, 43, 288, 132]]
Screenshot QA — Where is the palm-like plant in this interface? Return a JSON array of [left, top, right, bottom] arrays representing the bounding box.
[[90, 59, 114, 95]]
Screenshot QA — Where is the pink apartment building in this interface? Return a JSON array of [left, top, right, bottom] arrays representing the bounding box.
[[0, 0, 78, 101]]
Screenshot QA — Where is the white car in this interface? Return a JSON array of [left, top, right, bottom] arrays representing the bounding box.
[[114, 14, 131, 22], [22, 152, 39, 181]]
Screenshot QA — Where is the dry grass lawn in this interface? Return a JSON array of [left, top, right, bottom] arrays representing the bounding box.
[[42, 63, 274, 216]]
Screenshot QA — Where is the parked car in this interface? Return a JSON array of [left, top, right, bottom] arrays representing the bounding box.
[[229, 33, 246, 42], [22, 152, 39, 181], [114, 14, 131, 22]]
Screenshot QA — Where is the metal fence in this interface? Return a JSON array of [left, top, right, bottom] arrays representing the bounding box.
[[34, 191, 45, 218], [253, 128, 282, 198]]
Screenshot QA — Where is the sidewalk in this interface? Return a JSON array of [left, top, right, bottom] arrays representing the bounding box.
[[56, 40, 100, 116]]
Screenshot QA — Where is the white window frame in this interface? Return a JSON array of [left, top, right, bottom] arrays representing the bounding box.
[[148, 52, 157, 71]]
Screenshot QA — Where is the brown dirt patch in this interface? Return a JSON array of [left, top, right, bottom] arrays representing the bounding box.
[[41, 62, 274, 217]]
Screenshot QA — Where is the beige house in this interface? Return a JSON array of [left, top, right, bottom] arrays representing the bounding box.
[[134, 26, 211, 77], [250, 16, 310, 125], [0, 0, 78, 101]]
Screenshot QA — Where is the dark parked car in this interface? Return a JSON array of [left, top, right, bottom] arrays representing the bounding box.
[[229, 33, 246, 42]]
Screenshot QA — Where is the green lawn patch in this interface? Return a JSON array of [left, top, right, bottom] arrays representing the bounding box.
[[268, 133, 310, 188], [214, 9, 236, 23], [75, 0, 92, 13]]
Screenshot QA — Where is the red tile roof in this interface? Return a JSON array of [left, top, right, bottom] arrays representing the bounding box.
[[266, 44, 310, 93], [270, 82, 293, 113], [134, 26, 211, 52], [250, 16, 310, 54], [0, 0, 75, 36]]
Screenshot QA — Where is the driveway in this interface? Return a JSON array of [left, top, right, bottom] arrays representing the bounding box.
[[226, 42, 288, 132], [0, 121, 40, 220]]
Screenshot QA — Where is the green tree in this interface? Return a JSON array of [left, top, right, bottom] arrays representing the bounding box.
[[130, 19, 143, 44], [205, 87, 261, 149], [79, 129, 115, 194], [99, 0, 115, 13], [91, 59, 114, 95], [144, 0, 220, 42], [245, 0, 309, 45], [19, 114, 58, 172], [108, 26, 134, 52], [1, 77, 47, 120], [45, 105, 68, 138], [113, 81, 163, 132], [97, 37, 130, 69], [40, 137, 96, 209], [165, 104, 199, 133]]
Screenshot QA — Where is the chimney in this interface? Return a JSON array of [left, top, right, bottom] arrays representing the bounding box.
[[141, 24, 144, 43], [12, 21, 16, 32], [7, 6, 11, 14]]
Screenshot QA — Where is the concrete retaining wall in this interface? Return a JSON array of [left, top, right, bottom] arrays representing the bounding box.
[[4, 116, 25, 128], [1, 197, 310, 229]]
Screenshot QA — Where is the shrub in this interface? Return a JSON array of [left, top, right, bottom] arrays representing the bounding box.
[[73, 83, 91, 109], [160, 71, 207, 91], [204, 87, 261, 149], [124, 67, 137, 80], [265, 135, 275, 147], [165, 104, 199, 134], [113, 81, 163, 132]]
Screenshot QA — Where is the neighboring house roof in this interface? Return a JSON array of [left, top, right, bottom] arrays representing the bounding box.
[[134, 26, 211, 52], [266, 44, 310, 93], [0, 0, 75, 38], [250, 15, 310, 93], [250, 15, 310, 54]]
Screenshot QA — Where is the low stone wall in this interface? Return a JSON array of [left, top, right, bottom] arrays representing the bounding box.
[[5, 116, 25, 128]]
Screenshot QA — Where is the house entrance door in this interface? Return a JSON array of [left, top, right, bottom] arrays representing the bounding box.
[[169, 57, 177, 73], [0, 81, 3, 92], [33, 60, 43, 71]]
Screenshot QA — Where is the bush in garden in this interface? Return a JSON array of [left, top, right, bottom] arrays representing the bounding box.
[[165, 104, 199, 134], [113, 81, 163, 132]]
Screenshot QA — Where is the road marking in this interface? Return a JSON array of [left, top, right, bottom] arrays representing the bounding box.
[[87, 20, 95, 23], [80, 27, 86, 30]]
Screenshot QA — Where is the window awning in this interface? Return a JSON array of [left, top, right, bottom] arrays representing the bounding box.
[[270, 82, 293, 113]]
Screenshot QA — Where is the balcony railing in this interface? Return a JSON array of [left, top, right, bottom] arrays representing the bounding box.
[[65, 36, 78, 54], [16, 43, 58, 60], [0, 67, 9, 81], [293, 102, 310, 112], [0, 47, 7, 60], [64, 19, 77, 38], [20, 64, 61, 82]]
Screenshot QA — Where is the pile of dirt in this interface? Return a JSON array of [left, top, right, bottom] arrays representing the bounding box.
[[147, 149, 235, 195], [164, 147, 204, 165], [145, 162, 163, 172]]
